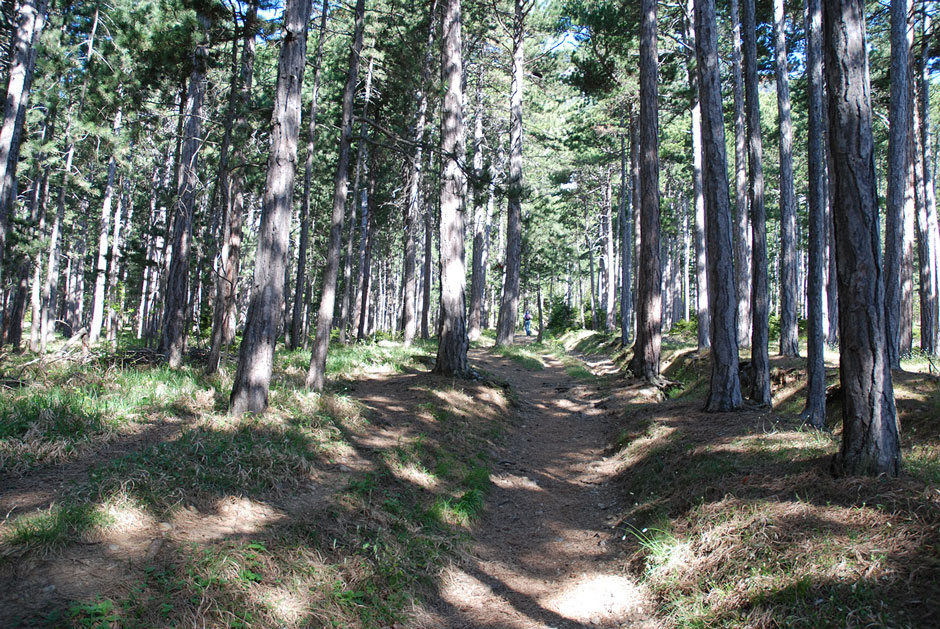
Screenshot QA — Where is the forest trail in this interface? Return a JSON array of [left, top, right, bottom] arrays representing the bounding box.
[[423, 339, 657, 628]]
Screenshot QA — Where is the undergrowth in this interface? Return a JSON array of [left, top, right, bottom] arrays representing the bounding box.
[[0, 338, 509, 627], [600, 332, 940, 628]]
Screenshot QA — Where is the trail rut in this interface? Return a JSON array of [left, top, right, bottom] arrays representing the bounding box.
[[422, 340, 657, 628]]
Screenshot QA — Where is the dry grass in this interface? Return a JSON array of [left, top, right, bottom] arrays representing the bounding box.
[[603, 334, 940, 627]]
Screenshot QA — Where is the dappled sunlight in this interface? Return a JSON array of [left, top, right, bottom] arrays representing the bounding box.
[[171, 496, 285, 543], [544, 572, 648, 623]]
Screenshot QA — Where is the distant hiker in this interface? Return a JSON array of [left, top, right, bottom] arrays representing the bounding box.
[[524, 310, 532, 336]]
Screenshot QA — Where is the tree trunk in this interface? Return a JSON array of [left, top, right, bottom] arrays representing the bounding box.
[[884, 0, 913, 368], [433, 0, 469, 376], [742, 0, 771, 405], [89, 108, 122, 344], [495, 0, 526, 347], [289, 1, 326, 351], [355, 158, 377, 341], [913, 67, 939, 355], [694, 0, 742, 411], [160, 23, 209, 368], [0, 0, 48, 285], [207, 4, 257, 373], [306, 0, 365, 390], [824, 0, 900, 477], [403, 9, 437, 347], [106, 179, 128, 349], [229, 0, 310, 415], [802, 0, 827, 427], [604, 174, 616, 331], [729, 0, 751, 348], [468, 68, 488, 341], [421, 194, 433, 340], [620, 118, 633, 346], [774, 0, 799, 357], [629, 0, 662, 381]]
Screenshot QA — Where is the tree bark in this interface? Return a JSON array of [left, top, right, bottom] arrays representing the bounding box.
[[885, 0, 913, 368], [685, 1, 710, 351], [433, 0, 470, 376], [741, 0, 771, 405], [306, 0, 366, 390], [620, 117, 633, 346], [289, 0, 327, 351], [207, 2, 257, 373], [230, 0, 310, 415], [913, 65, 939, 355], [629, 0, 662, 381], [824, 0, 900, 477], [495, 0, 527, 347], [468, 68, 488, 341], [403, 5, 438, 347], [89, 108, 122, 344], [774, 0, 799, 357], [0, 0, 48, 285], [160, 22, 209, 368], [802, 0, 826, 427], [729, 0, 751, 348], [694, 0, 742, 411]]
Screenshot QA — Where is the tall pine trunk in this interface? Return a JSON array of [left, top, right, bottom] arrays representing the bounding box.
[[290, 0, 328, 351], [729, 0, 751, 348], [802, 0, 826, 427], [686, 0, 709, 351], [885, 0, 913, 368], [619, 118, 633, 346], [160, 24, 209, 368], [495, 0, 526, 347], [468, 69, 488, 341], [774, 0, 799, 357], [207, 2, 257, 373], [695, 0, 742, 412], [434, 0, 470, 375], [89, 108, 122, 344], [742, 0, 771, 405], [0, 0, 47, 285], [306, 0, 366, 391], [230, 0, 310, 415], [629, 0, 662, 381], [824, 0, 900, 477]]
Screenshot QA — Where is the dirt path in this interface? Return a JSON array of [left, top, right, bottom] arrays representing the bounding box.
[[422, 339, 656, 628]]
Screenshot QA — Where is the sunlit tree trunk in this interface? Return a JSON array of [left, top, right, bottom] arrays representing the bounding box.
[[729, 0, 751, 348], [495, 0, 527, 347], [629, 0, 662, 381], [694, 0, 742, 411], [774, 0, 798, 357], [0, 0, 48, 285], [230, 0, 310, 414], [306, 0, 366, 390], [89, 108, 122, 344], [434, 0, 470, 375], [885, 0, 913, 368], [290, 0, 327, 351], [208, 3, 257, 373], [620, 117, 633, 346], [824, 0, 900, 477]]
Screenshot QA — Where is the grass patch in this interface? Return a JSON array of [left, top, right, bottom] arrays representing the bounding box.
[[2, 338, 512, 628], [492, 344, 545, 370]]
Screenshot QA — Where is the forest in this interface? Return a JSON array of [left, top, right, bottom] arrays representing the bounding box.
[[0, 0, 938, 626]]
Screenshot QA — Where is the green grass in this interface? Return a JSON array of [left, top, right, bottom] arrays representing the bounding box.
[[492, 344, 545, 370], [2, 337, 509, 627]]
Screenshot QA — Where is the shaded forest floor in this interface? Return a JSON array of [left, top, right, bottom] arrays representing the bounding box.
[[0, 330, 939, 627]]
